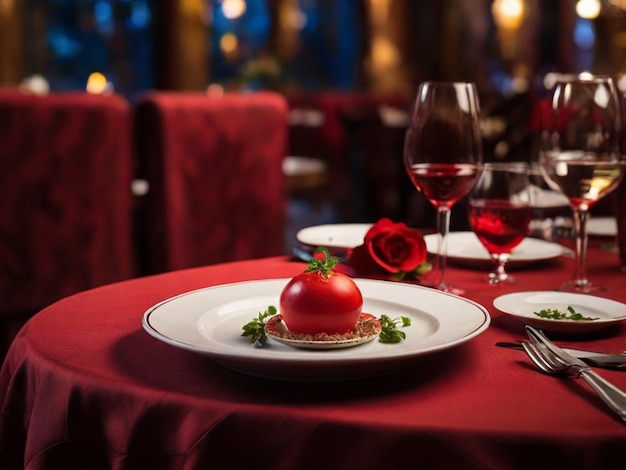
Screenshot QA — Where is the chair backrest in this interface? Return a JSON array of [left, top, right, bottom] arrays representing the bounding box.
[[0, 91, 135, 316], [133, 91, 288, 274]]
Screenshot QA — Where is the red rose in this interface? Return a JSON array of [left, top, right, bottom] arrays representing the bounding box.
[[348, 218, 431, 280]]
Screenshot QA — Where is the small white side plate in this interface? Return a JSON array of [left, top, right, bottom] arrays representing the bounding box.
[[296, 223, 372, 252], [493, 291, 626, 335]]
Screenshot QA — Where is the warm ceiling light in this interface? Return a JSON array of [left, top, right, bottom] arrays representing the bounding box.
[[608, 0, 626, 10], [576, 0, 601, 19], [219, 33, 238, 54], [86, 72, 110, 94], [492, 0, 525, 29], [222, 0, 246, 19], [289, 10, 307, 30]]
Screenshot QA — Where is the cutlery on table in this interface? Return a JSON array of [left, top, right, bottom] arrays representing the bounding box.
[[524, 325, 626, 423], [496, 341, 626, 370]]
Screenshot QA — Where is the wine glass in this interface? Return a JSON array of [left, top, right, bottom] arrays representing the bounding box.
[[404, 82, 483, 293], [469, 162, 532, 284], [538, 74, 626, 292]]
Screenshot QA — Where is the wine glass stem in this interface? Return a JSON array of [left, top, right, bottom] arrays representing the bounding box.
[[434, 207, 451, 288], [490, 254, 511, 283], [572, 207, 590, 288]]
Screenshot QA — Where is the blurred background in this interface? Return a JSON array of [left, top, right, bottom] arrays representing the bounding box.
[[2, 0, 626, 258], [3, 0, 623, 220], [1, 0, 625, 230], [1, 0, 624, 99]]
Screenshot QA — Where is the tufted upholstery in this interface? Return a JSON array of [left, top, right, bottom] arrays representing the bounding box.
[[133, 91, 288, 274], [0, 90, 135, 351]]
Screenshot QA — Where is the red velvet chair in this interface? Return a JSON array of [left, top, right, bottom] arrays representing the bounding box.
[[0, 90, 136, 354], [133, 91, 288, 274], [285, 91, 411, 221]]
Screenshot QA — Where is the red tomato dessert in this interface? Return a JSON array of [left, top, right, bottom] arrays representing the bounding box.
[[279, 249, 363, 335]]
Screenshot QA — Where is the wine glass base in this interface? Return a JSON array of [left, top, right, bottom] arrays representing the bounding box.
[[487, 273, 515, 284], [419, 279, 465, 295], [434, 282, 465, 296], [557, 280, 607, 293]]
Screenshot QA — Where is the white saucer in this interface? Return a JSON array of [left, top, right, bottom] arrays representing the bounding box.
[[264, 314, 381, 350]]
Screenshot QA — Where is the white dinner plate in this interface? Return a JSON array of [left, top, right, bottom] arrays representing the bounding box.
[[424, 232, 566, 270], [587, 217, 617, 237], [142, 278, 490, 381], [493, 291, 626, 335], [295, 223, 372, 255]]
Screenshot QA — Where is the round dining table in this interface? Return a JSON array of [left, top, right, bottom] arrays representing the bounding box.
[[1, 239, 625, 469]]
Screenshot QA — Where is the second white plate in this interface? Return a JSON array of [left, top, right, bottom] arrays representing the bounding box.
[[424, 232, 566, 270]]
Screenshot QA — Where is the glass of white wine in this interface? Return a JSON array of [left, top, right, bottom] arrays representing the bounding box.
[[538, 74, 626, 292]]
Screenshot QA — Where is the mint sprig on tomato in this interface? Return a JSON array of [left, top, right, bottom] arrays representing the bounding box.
[[304, 246, 341, 278]]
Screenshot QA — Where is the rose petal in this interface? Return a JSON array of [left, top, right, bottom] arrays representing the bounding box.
[[348, 244, 384, 275], [363, 218, 394, 243]]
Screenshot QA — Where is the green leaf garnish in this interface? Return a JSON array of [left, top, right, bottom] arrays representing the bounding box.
[[533, 306, 598, 321], [242, 307, 411, 347], [305, 247, 340, 278], [241, 305, 278, 346], [378, 314, 412, 343]]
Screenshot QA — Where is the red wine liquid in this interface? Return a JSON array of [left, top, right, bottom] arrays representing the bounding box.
[[470, 200, 531, 254], [408, 163, 479, 209]]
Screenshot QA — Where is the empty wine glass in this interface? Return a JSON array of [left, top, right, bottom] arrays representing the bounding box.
[[469, 162, 532, 284], [538, 74, 626, 292], [404, 82, 483, 293]]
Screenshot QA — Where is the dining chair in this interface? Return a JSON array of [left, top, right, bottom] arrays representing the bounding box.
[[133, 91, 288, 274], [0, 90, 136, 356]]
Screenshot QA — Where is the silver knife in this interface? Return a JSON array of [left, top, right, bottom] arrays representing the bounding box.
[[496, 341, 626, 369], [526, 325, 626, 423]]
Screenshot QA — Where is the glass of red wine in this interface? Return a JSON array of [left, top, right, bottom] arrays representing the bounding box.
[[538, 74, 625, 292], [469, 162, 532, 284], [404, 82, 483, 293]]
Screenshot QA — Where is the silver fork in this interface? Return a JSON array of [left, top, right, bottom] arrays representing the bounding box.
[[521, 340, 626, 423]]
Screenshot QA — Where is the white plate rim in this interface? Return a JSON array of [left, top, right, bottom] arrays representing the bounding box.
[[142, 278, 490, 380], [493, 291, 626, 333], [425, 232, 566, 266]]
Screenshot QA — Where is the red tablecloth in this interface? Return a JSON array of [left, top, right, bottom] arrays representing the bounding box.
[[1, 244, 625, 469]]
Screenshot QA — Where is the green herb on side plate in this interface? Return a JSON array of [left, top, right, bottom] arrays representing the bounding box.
[[533, 306, 598, 321], [378, 314, 412, 343]]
